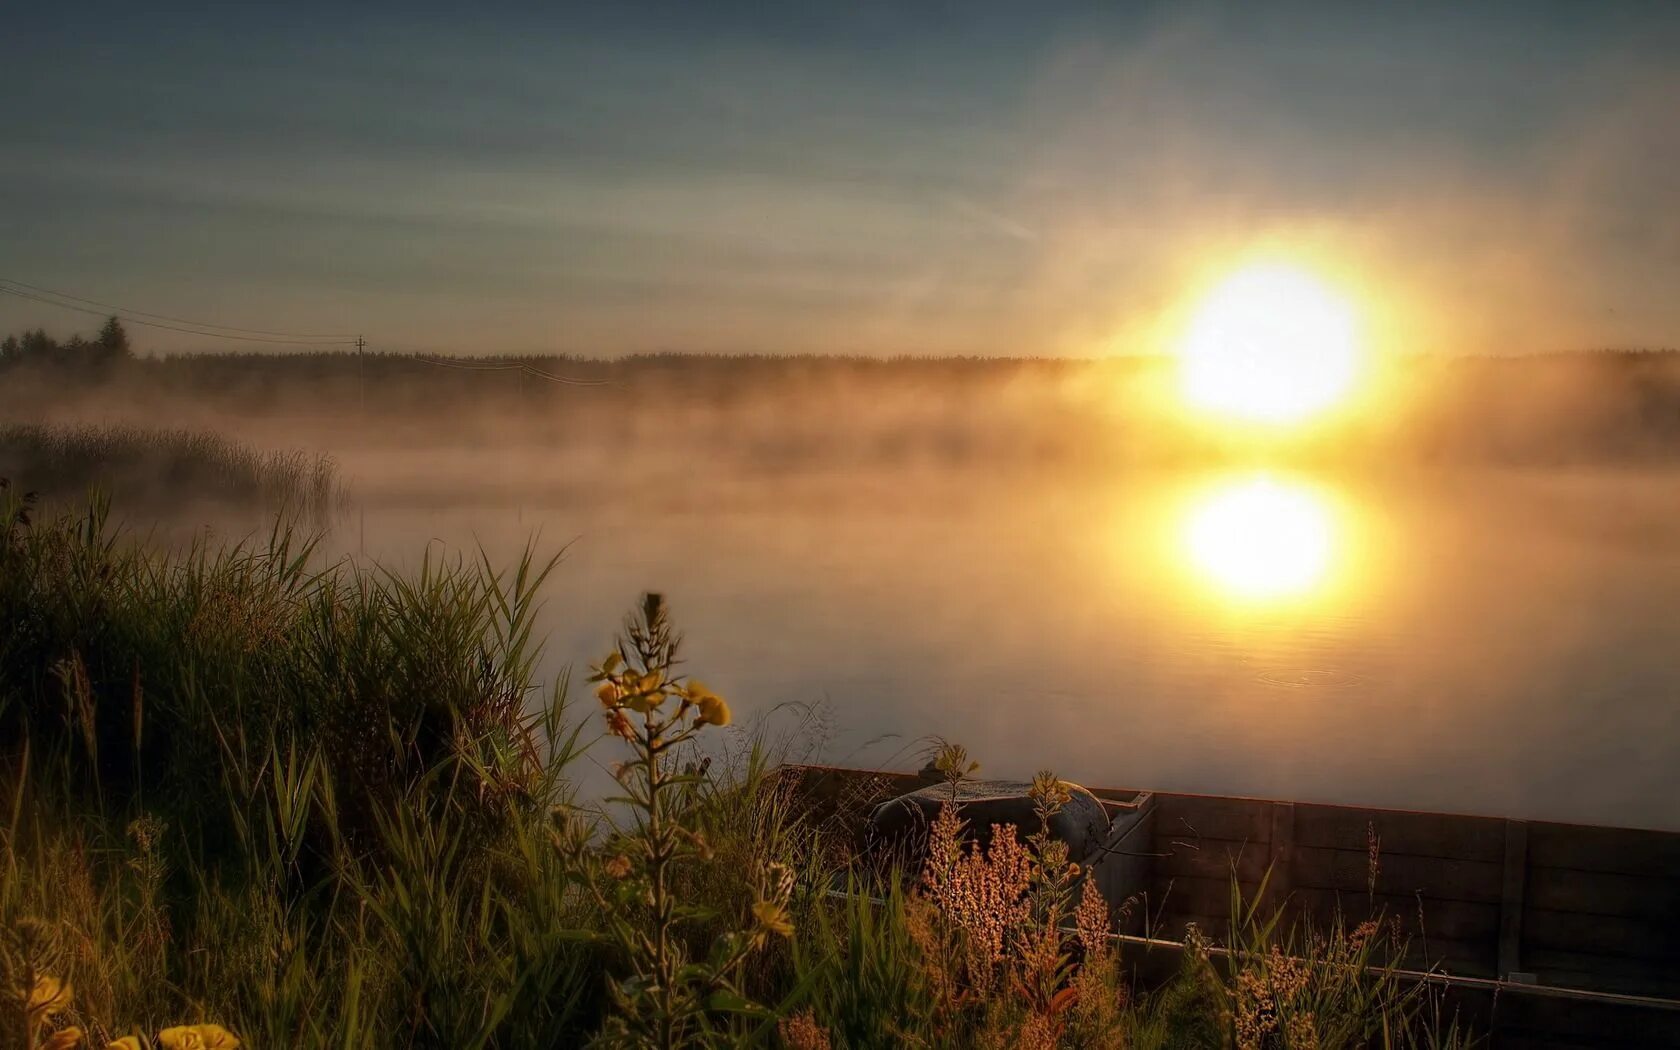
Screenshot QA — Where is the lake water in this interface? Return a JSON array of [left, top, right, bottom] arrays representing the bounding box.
[[306, 450, 1680, 832]]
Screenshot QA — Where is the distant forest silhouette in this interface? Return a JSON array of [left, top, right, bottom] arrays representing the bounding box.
[[1, 315, 133, 372], [3, 318, 1679, 468]]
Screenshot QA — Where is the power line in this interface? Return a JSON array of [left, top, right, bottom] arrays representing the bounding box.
[[0, 276, 356, 340], [0, 284, 359, 347], [0, 276, 608, 382]]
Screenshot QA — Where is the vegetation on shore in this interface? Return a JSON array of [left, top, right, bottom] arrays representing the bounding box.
[[5, 315, 1680, 472], [1, 491, 1474, 1048], [0, 424, 344, 518]]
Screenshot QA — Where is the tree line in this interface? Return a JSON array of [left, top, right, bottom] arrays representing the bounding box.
[[0, 316, 133, 371]]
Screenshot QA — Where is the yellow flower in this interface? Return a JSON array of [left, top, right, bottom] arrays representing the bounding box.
[[106, 1038, 144, 1050], [42, 1028, 85, 1050], [29, 976, 72, 1019], [601, 651, 623, 673], [191, 1024, 240, 1049], [604, 854, 633, 879], [694, 691, 731, 727], [622, 689, 661, 714], [159, 1026, 239, 1050], [752, 899, 793, 937], [595, 680, 623, 708]]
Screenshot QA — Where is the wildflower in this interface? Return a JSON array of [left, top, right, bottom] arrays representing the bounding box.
[[605, 709, 635, 740], [106, 1039, 143, 1050], [41, 1028, 84, 1050], [1286, 1012, 1321, 1049], [29, 975, 73, 1019], [601, 650, 623, 673], [691, 687, 730, 727], [1016, 1013, 1058, 1050], [1349, 918, 1379, 953], [604, 854, 633, 879], [932, 743, 979, 783], [680, 678, 711, 703], [764, 860, 795, 901], [596, 680, 623, 708], [1073, 878, 1113, 959], [1028, 770, 1071, 813], [752, 899, 794, 938], [158, 1025, 240, 1050], [777, 1010, 832, 1050]]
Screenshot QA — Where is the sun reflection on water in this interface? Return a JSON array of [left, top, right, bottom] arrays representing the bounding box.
[[1181, 474, 1341, 605]]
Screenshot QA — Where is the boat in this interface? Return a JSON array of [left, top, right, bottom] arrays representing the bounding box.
[[779, 763, 1680, 1048]]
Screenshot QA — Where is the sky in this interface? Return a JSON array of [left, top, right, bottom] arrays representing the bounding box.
[[2, 1, 1677, 357]]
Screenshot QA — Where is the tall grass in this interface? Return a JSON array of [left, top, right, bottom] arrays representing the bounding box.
[[0, 424, 344, 517], [0, 491, 1477, 1048]]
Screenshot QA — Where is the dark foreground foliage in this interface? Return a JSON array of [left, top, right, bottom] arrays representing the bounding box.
[[0, 492, 1475, 1048]]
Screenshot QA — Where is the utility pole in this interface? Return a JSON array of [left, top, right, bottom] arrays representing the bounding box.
[[356, 334, 366, 558]]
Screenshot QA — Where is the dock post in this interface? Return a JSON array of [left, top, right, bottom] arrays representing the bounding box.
[[1498, 819, 1530, 981]]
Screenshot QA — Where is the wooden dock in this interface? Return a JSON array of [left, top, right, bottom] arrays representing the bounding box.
[[781, 764, 1680, 1048]]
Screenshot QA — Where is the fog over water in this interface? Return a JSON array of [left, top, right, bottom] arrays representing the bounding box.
[[332, 456, 1680, 831], [9, 354, 1680, 829]]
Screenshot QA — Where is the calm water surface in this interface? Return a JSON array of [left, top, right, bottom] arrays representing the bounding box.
[[288, 456, 1680, 831]]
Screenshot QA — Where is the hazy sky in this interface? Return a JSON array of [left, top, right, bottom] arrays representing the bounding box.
[[3, 2, 1676, 356]]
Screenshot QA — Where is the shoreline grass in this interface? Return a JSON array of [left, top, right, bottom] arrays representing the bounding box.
[[0, 424, 346, 519], [1, 492, 1476, 1048]]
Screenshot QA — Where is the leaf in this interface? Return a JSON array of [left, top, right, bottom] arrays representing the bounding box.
[[705, 990, 777, 1019]]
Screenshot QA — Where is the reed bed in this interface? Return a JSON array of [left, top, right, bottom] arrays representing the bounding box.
[[0, 424, 345, 517], [0, 491, 1475, 1049]]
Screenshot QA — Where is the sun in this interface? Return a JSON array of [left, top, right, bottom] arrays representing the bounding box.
[[1177, 262, 1364, 424], [1183, 475, 1335, 602]]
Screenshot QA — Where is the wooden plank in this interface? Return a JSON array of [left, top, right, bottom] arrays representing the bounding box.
[[1104, 926, 1680, 1049], [1494, 1037, 1622, 1050], [1502, 819, 1530, 979], [1403, 941, 1497, 978], [1292, 846, 1505, 903], [1527, 966, 1680, 1000], [1153, 835, 1269, 883], [1152, 794, 1273, 845], [1527, 867, 1680, 922], [1141, 880, 1495, 976], [1293, 803, 1506, 862], [1288, 887, 1501, 942], [1524, 907, 1680, 962], [1526, 949, 1680, 999], [1266, 802, 1295, 909], [1153, 874, 1265, 920], [1529, 822, 1680, 878], [1489, 990, 1680, 1045]]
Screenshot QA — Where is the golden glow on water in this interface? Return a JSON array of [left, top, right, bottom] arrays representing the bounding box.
[[1178, 262, 1365, 424], [1181, 474, 1339, 604]]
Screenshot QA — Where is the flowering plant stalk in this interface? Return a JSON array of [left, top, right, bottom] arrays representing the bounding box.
[[561, 593, 790, 1049]]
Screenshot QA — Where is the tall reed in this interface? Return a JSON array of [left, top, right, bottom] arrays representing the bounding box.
[[0, 491, 1477, 1048]]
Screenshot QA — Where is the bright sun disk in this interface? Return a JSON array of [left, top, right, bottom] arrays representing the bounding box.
[[1178, 262, 1363, 424]]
